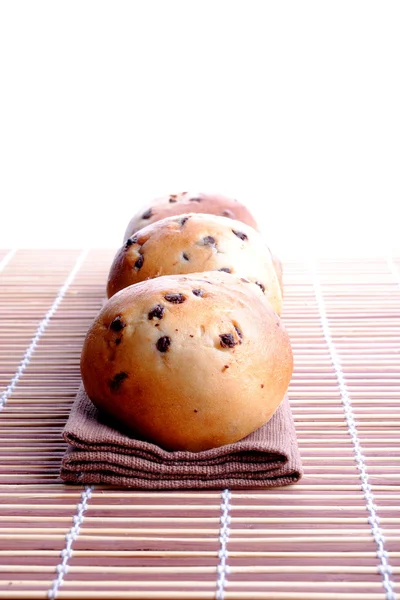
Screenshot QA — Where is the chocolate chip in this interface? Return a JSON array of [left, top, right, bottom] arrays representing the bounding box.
[[261, 384, 264, 388], [203, 235, 216, 246], [148, 304, 165, 320], [189, 334, 194, 338], [219, 333, 237, 348], [110, 371, 128, 391], [110, 316, 125, 332], [256, 281, 265, 293], [164, 293, 186, 304], [222, 364, 229, 372], [169, 195, 178, 203], [180, 216, 190, 226], [115, 337, 122, 345], [142, 209, 153, 219], [219, 267, 231, 273], [156, 336, 171, 353], [232, 230, 248, 241], [192, 288, 204, 297], [169, 198, 177, 203], [182, 252, 190, 261], [234, 325, 243, 340], [189, 197, 202, 202], [134, 254, 144, 269], [194, 409, 198, 413], [125, 236, 137, 248]]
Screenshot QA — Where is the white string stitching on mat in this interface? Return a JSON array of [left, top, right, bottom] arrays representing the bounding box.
[[311, 260, 397, 600], [216, 488, 231, 600], [0, 248, 17, 273], [0, 249, 88, 411], [48, 485, 93, 600]]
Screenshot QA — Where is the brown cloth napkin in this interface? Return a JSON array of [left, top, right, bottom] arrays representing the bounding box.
[[60, 386, 303, 489]]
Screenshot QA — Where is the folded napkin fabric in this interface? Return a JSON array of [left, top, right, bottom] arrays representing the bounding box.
[[60, 386, 303, 489]]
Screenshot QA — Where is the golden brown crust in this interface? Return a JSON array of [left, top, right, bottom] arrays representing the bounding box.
[[123, 191, 258, 240], [81, 272, 293, 452], [108, 213, 283, 315]]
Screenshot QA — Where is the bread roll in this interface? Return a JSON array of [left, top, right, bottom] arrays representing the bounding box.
[[81, 272, 293, 452], [123, 191, 284, 295], [108, 212, 282, 315], [123, 191, 258, 240]]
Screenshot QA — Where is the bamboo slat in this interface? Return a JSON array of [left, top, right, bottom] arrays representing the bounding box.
[[0, 249, 399, 600]]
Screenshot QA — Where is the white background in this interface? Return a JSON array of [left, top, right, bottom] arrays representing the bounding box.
[[0, 1, 399, 256]]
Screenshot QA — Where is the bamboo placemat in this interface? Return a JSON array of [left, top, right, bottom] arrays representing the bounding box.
[[0, 248, 399, 600]]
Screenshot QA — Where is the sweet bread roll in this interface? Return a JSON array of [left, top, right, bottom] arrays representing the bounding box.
[[123, 191, 258, 240], [123, 191, 284, 295], [81, 272, 293, 452], [108, 213, 282, 315]]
